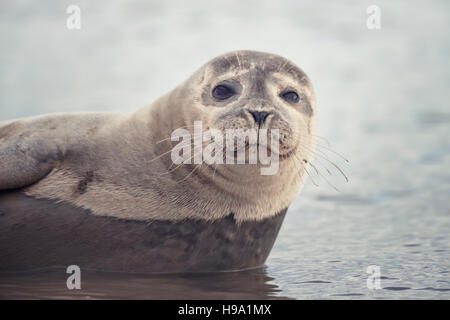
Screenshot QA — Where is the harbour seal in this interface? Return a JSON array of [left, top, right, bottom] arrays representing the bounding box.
[[0, 50, 316, 273]]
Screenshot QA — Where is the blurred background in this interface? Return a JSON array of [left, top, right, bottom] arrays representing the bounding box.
[[0, 0, 449, 299]]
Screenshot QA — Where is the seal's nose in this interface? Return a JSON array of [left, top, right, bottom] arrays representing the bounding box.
[[249, 111, 271, 127]]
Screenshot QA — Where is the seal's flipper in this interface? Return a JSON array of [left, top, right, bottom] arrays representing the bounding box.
[[0, 120, 62, 191]]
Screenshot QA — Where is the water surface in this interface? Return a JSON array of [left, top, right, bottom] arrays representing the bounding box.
[[0, 0, 449, 299]]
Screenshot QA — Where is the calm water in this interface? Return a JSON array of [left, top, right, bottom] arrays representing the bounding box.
[[0, 1, 449, 299]]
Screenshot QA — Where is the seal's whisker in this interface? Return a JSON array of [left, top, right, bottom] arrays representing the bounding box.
[[154, 124, 203, 144], [152, 136, 205, 163], [155, 136, 174, 144], [179, 163, 203, 182], [160, 142, 211, 177], [311, 156, 333, 176], [183, 143, 214, 180], [303, 146, 349, 183], [147, 148, 176, 163], [156, 146, 197, 176], [293, 153, 340, 191], [311, 134, 331, 147], [294, 142, 348, 183], [294, 145, 332, 176], [292, 153, 318, 187], [155, 129, 202, 144], [314, 144, 349, 163], [294, 131, 347, 162], [291, 153, 304, 174], [158, 155, 195, 176], [305, 158, 340, 192], [301, 157, 318, 175], [157, 162, 184, 176], [303, 165, 318, 187]]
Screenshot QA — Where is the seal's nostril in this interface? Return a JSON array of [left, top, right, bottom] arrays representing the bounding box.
[[249, 111, 270, 127]]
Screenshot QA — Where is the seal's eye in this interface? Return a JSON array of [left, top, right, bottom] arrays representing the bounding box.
[[212, 84, 235, 100], [280, 90, 299, 103]]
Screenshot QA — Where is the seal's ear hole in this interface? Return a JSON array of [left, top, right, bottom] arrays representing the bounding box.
[[280, 90, 299, 104], [211, 80, 242, 102]]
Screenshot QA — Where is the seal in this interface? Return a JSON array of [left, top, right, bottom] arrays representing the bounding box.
[[0, 50, 316, 273]]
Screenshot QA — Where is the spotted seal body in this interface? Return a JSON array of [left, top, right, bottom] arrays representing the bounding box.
[[0, 50, 315, 273]]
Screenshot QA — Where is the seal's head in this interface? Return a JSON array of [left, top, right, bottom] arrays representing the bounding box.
[[169, 50, 315, 169], [147, 50, 317, 220]]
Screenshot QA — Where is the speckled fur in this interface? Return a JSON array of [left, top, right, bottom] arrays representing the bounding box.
[[0, 51, 316, 223]]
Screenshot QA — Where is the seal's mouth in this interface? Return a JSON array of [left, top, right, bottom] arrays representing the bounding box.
[[230, 140, 297, 162], [189, 122, 299, 166]]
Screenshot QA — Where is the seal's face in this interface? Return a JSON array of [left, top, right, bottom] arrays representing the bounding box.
[[189, 51, 315, 163]]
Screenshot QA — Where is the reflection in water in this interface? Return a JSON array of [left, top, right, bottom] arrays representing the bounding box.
[[0, 267, 290, 300]]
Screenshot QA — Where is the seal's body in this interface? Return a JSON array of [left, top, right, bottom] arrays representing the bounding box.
[[0, 191, 286, 273], [0, 51, 316, 273]]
